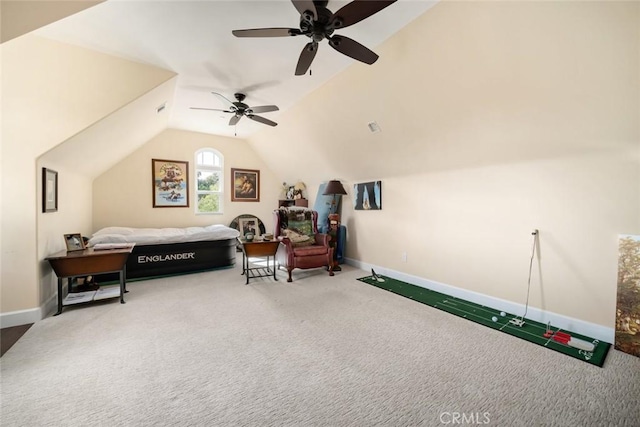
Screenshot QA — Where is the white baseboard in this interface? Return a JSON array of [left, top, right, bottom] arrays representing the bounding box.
[[345, 257, 615, 343], [0, 293, 57, 328]]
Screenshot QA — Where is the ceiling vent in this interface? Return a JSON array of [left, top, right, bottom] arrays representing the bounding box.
[[367, 121, 381, 133]]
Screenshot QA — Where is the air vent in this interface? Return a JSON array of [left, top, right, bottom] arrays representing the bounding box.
[[367, 121, 381, 133]]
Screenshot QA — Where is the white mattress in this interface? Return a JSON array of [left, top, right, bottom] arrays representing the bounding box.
[[88, 224, 240, 246]]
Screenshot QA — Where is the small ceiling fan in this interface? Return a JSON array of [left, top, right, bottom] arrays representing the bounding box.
[[190, 92, 279, 127], [232, 0, 397, 75]]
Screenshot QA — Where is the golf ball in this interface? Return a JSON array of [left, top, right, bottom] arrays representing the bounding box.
[[500, 311, 506, 317], [492, 316, 498, 322]]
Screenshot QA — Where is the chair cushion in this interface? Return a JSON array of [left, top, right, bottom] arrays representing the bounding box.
[[282, 228, 312, 245], [293, 245, 329, 256]]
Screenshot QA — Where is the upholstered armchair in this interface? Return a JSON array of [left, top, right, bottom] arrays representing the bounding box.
[[274, 208, 334, 282]]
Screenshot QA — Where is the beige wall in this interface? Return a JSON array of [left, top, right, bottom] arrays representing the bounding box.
[[93, 128, 281, 234], [250, 1, 640, 329], [1, 34, 175, 316], [36, 158, 93, 308]]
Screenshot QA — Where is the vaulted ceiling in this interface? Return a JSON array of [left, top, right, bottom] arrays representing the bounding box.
[[31, 0, 436, 139]]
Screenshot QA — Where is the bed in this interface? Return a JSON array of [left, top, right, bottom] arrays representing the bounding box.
[[88, 225, 240, 280]]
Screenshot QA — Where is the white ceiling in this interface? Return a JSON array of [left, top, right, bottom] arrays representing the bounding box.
[[34, 0, 436, 139]]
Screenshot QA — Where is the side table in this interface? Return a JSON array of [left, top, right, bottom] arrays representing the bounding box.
[[237, 238, 280, 284], [46, 244, 135, 315]]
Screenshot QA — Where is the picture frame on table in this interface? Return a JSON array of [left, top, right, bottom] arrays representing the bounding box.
[[152, 159, 189, 208], [231, 168, 260, 202], [238, 217, 260, 238], [42, 168, 58, 213], [64, 233, 85, 252]]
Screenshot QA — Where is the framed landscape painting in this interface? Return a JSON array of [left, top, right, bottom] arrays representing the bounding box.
[[152, 159, 189, 207], [231, 168, 259, 202]]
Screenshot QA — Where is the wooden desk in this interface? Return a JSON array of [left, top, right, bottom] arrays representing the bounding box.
[[46, 245, 135, 315], [237, 238, 280, 284]]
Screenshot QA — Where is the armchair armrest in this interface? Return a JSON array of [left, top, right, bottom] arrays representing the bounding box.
[[278, 236, 293, 250]]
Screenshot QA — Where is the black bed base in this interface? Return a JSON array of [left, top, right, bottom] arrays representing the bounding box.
[[95, 239, 237, 282]]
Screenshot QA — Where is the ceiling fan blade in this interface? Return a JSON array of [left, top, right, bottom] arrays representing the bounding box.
[[229, 115, 242, 126], [247, 114, 278, 127], [291, 0, 317, 21], [190, 107, 234, 113], [295, 42, 318, 76], [249, 105, 279, 114], [331, 0, 397, 29], [328, 35, 378, 64], [232, 28, 301, 38], [211, 92, 235, 108]]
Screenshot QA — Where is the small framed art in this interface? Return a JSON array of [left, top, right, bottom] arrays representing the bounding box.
[[238, 217, 260, 237], [231, 168, 260, 202], [152, 159, 189, 207], [64, 233, 85, 251], [42, 168, 58, 213], [353, 181, 382, 210]]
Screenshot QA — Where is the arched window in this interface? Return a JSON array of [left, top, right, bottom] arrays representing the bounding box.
[[195, 148, 223, 214]]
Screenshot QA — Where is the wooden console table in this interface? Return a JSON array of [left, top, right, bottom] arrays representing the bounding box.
[[237, 238, 280, 284], [46, 245, 135, 315]]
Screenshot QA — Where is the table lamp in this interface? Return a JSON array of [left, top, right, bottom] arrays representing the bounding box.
[[323, 179, 347, 215]]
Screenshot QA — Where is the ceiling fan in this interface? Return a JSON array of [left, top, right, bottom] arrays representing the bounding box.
[[190, 92, 279, 127], [232, 0, 397, 76]]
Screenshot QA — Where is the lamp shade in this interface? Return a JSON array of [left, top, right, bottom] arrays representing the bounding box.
[[323, 180, 347, 195]]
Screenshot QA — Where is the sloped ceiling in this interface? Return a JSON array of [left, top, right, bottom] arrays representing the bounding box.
[[0, 0, 105, 43], [34, 0, 436, 139]]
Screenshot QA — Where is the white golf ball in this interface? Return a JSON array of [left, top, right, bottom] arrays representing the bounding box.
[[500, 312, 506, 317], [492, 316, 498, 322]]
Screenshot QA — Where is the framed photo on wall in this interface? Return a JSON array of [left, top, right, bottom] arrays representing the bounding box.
[[231, 168, 260, 202], [42, 168, 58, 213], [353, 181, 382, 210], [152, 159, 189, 207], [64, 233, 85, 251]]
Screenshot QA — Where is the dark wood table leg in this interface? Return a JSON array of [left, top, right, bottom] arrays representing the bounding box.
[[54, 277, 64, 316], [271, 256, 277, 281], [123, 264, 129, 293], [245, 254, 250, 285], [119, 270, 126, 304]]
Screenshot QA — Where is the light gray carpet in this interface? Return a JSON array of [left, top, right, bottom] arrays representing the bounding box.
[[2, 257, 639, 426]]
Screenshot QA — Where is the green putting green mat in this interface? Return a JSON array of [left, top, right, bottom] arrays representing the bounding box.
[[358, 274, 610, 367]]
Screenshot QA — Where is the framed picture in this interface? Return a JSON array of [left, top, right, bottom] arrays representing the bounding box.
[[353, 181, 382, 210], [42, 168, 58, 213], [231, 168, 260, 202], [152, 159, 189, 207], [238, 217, 260, 237], [64, 233, 85, 251]]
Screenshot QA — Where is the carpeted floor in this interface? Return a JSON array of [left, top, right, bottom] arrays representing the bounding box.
[[2, 257, 640, 426]]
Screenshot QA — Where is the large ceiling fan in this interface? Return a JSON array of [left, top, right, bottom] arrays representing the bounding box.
[[232, 0, 397, 76], [190, 92, 279, 127]]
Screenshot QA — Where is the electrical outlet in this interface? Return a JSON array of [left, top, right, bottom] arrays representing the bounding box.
[[402, 252, 407, 262]]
